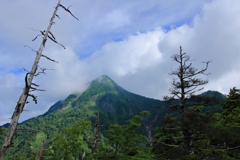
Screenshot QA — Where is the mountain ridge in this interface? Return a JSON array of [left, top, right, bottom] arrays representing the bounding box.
[[0, 75, 225, 127], [0, 75, 225, 158]]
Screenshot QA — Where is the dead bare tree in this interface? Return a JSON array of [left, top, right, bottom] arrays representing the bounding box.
[[91, 111, 104, 154], [0, 0, 78, 159], [35, 137, 45, 160], [86, 111, 104, 156]]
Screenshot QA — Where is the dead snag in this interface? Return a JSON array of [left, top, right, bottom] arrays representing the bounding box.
[[0, 0, 78, 159]]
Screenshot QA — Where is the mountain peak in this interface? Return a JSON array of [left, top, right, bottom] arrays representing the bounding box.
[[95, 75, 114, 84], [89, 75, 118, 88], [84, 75, 122, 96], [200, 90, 226, 101]]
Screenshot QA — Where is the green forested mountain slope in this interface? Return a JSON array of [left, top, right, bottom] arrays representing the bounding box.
[[0, 75, 225, 159], [1, 75, 164, 158]]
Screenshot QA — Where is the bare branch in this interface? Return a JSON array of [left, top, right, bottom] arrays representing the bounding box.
[[48, 31, 56, 40], [23, 68, 29, 72], [24, 45, 37, 53], [155, 105, 179, 112], [55, 14, 60, 19], [41, 54, 59, 63], [39, 30, 66, 49], [35, 67, 53, 76], [27, 27, 41, 32], [30, 86, 46, 92], [28, 94, 37, 104], [158, 141, 179, 148], [219, 146, 240, 151], [162, 136, 184, 140], [32, 34, 42, 41], [31, 83, 39, 87], [59, 4, 79, 20], [85, 135, 94, 139]]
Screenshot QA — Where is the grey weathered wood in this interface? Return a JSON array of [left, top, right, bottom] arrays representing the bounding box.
[[0, 0, 61, 159], [36, 137, 45, 160], [91, 111, 104, 155]]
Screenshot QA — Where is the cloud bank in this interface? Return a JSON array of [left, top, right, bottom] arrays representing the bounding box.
[[0, 0, 240, 124]]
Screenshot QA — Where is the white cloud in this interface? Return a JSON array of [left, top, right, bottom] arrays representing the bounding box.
[[88, 29, 163, 76], [0, 72, 23, 124], [205, 70, 240, 95], [1, 0, 240, 125], [158, 0, 240, 87], [38, 48, 90, 97]]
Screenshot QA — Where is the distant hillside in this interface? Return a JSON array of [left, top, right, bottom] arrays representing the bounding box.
[[200, 90, 226, 113], [0, 75, 226, 158], [200, 90, 226, 101], [0, 75, 165, 158]]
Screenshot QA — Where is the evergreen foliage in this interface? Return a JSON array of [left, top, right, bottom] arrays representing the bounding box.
[[88, 111, 155, 160], [221, 87, 240, 128], [153, 46, 213, 157], [151, 47, 240, 159], [44, 120, 91, 159], [0, 75, 232, 159]]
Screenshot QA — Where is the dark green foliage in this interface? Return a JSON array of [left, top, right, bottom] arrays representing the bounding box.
[[7, 152, 35, 160], [199, 91, 226, 113], [200, 90, 226, 102], [212, 87, 240, 159], [0, 129, 5, 136], [152, 87, 240, 160], [153, 111, 215, 159], [44, 120, 91, 160], [89, 111, 155, 160], [152, 47, 233, 160], [221, 87, 240, 128]]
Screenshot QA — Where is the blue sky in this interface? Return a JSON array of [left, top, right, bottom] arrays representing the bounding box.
[[0, 0, 240, 125]]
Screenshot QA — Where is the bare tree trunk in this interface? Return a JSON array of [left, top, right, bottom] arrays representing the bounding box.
[[85, 111, 104, 160], [36, 137, 45, 160], [0, 1, 61, 159], [91, 111, 102, 154]]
